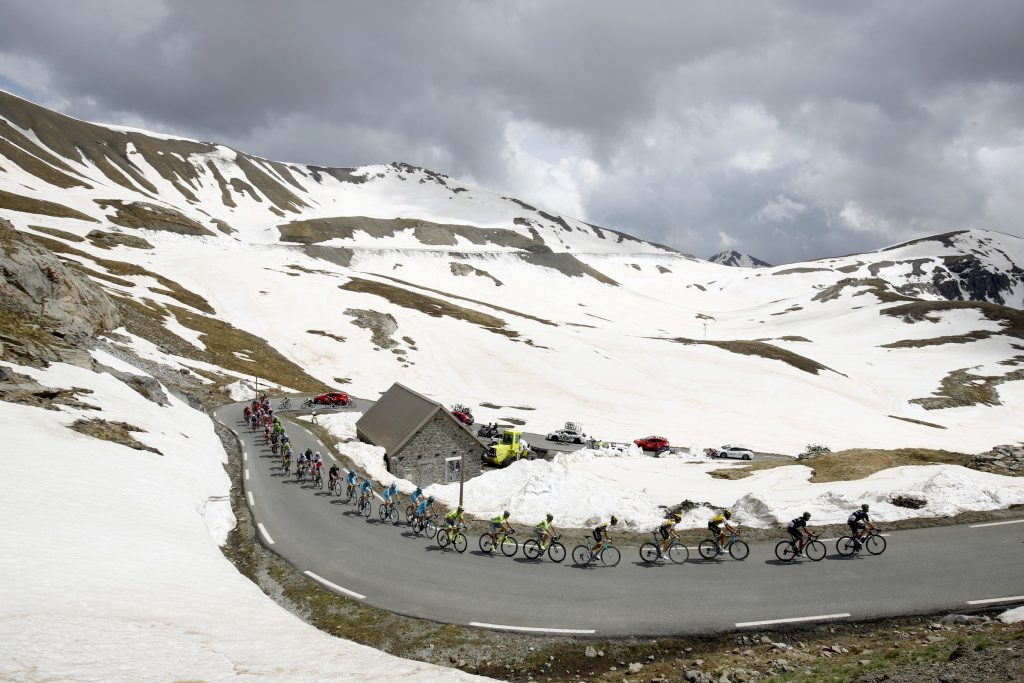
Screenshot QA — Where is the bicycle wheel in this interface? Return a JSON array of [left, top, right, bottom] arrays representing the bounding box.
[[423, 518, 437, 539], [805, 540, 826, 561], [698, 539, 719, 560], [378, 504, 387, 521], [865, 533, 886, 555], [500, 536, 519, 557], [572, 545, 592, 566], [315, 475, 322, 489], [547, 542, 567, 563], [388, 507, 400, 525], [405, 505, 414, 524], [836, 536, 857, 557], [669, 543, 690, 564], [437, 530, 451, 549], [523, 539, 542, 560], [453, 534, 468, 553], [639, 542, 661, 563], [728, 539, 749, 561], [479, 534, 494, 553], [362, 500, 372, 518], [600, 545, 621, 567], [775, 540, 796, 562]]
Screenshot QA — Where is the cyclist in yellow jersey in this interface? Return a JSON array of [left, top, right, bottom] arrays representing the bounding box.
[[658, 512, 682, 558], [444, 506, 465, 541], [709, 508, 736, 552], [488, 510, 512, 552], [591, 515, 618, 555], [534, 513, 557, 550]]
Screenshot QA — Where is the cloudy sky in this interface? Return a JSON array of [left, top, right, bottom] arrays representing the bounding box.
[[1, 1, 1022, 263]]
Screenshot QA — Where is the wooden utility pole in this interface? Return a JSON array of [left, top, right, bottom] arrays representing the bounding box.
[[459, 451, 466, 507]]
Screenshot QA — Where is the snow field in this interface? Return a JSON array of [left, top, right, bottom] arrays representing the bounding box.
[[0, 357, 489, 682], [313, 414, 1024, 532]]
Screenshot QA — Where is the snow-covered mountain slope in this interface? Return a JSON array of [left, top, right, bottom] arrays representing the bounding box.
[[707, 249, 772, 268], [2, 89, 1024, 458]]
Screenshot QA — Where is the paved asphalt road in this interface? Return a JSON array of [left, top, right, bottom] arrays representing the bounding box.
[[217, 402, 1024, 637]]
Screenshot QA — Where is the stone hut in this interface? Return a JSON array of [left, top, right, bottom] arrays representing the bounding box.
[[356, 383, 483, 487]]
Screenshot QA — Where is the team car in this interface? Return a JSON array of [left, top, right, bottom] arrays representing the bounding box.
[[545, 428, 586, 444], [706, 444, 754, 460], [311, 391, 352, 406], [634, 435, 670, 453]]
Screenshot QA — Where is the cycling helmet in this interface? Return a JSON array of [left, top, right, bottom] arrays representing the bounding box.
[[503, 510, 510, 518], [610, 515, 619, 525], [861, 503, 869, 511], [457, 506, 464, 513], [724, 508, 733, 518], [802, 511, 811, 520], [672, 511, 682, 521], [546, 513, 554, 522], [414, 486, 423, 494], [427, 495, 435, 503]]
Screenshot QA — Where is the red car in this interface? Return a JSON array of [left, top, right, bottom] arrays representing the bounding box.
[[451, 404, 474, 426], [313, 391, 351, 406], [634, 435, 670, 452]]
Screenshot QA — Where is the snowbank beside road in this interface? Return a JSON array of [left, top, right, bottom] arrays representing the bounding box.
[[0, 358, 488, 682]]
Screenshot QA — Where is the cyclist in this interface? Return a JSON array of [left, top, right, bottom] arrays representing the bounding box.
[[357, 478, 373, 511], [382, 481, 398, 514], [709, 508, 737, 553], [243, 404, 251, 422], [534, 513, 557, 551], [281, 448, 292, 475], [787, 512, 814, 555], [848, 503, 876, 551], [488, 511, 512, 552], [415, 495, 436, 529], [345, 469, 359, 498], [444, 506, 465, 541], [657, 511, 683, 558], [328, 463, 341, 490], [310, 455, 323, 482], [311, 450, 323, 468], [590, 515, 618, 555], [295, 449, 308, 478]]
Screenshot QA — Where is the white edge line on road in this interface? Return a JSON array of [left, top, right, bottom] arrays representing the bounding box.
[[966, 595, 1024, 605], [736, 612, 850, 628], [469, 621, 596, 635], [304, 570, 366, 600], [247, 491, 255, 507], [257, 523, 275, 545], [970, 519, 1024, 528], [244, 468, 250, 481], [243, 451, 247, 462]]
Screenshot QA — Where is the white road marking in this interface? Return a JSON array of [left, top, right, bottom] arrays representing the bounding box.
[[469, 621, 596, 635], [244, 469, 250, 481], [304, 571, 366, 600], [969, 519, 1024, 528], [736, 612, 850, 628], [247, 491, 255, 506], [966, 595, 1024, 605], [257, 523, 275, 545], [243, 451, 247, 462]]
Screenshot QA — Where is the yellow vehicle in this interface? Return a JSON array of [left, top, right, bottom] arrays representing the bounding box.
[[484, 429, 529, 467]]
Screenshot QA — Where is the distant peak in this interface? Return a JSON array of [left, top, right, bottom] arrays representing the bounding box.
[[707, 250, 772, 268]]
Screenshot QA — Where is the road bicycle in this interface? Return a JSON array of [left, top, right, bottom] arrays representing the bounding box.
[[357, 492, 373, 518], [640, 532, 690, 564], [479, 528, 518, 556], [414, 513, 438, 538], [437, 523, 469, 553], [279, 397, 292, 410], [281, 457, 291, 476], [572, 538, 621, 567], [523, 533, 567, 562], [775, 533, 826, 562], [378, 500, 400, 525], [311, 468, 323, 489], [344, 482, 356, 503], [836, 528, 886, 557], [697, 531, 749, 561], [327, 476, 341, 494], [295, 462, 308, 482], [301, 398, 315, 409], [405, 504, 417, 525]]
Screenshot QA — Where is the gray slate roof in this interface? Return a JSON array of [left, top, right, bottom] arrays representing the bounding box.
[[356, 383, 449, 456]]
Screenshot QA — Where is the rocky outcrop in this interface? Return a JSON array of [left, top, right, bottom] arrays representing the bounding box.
[[931, 255, 1024, 306], [970, 445, 1024, 476], [0, 217, 119, 365]]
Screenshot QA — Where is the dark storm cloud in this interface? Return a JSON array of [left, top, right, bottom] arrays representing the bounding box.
[[1, 0, 1023, 262]]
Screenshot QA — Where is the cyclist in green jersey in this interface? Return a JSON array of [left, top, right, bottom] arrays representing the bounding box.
[[534, 513, 557, 550], [488, 510, 512, 552], [444, 506, 465, 540]]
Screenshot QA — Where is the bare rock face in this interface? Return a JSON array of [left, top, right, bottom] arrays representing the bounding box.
[[0, 217, 119, 364]]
